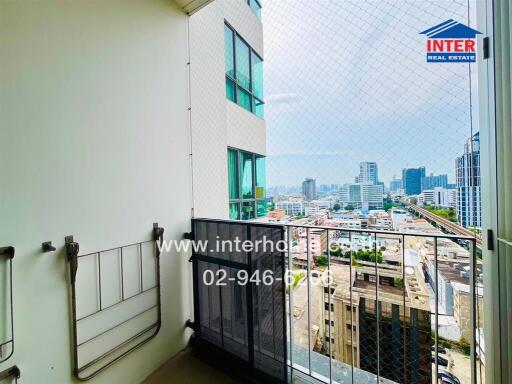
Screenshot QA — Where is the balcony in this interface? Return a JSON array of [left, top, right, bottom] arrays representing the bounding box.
[[0, 0, 510, 383], [183, 218, 482, 384]]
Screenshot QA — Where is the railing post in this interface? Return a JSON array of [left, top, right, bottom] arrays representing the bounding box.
[[470, 239, 476, 384], [306, 227, 312, 374], [246, 224, 255, 365], [327, 229, 332, 384], [287, 226, 294, 372], [434, 237, 439, 384]]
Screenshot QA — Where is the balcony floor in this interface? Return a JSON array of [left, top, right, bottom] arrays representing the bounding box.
[[143, 349, 240, 384]]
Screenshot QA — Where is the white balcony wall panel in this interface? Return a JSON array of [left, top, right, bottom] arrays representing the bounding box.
[[226, 101, 266, 156], [0, 1, 193, 383], [189, 0, 230, 219]]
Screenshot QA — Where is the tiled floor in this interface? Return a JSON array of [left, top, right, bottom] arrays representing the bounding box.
[[143, 349, 239, 384]]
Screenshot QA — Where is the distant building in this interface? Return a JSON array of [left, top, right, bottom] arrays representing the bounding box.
[[456, 132, 481, 228], [267, 209, 285, 221], [339, 183, 384, 210], [402, 167, 426, 196], [389, 176, 403, 192], [418, 187, 457, 208], [305, 200, 331, 215], [275, 201, 304, 216], [390, 208, 409, 230], [421, 173, 448, 191], [302, 177, 317, 201], [355, 162, 379, 185]]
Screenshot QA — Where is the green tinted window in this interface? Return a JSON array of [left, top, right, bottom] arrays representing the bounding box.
[[235, 36, 251, 90], [229, 203, 240, 220], [255, 156, 266, 199], [240, 152, 254, 199], [253, 97, 264, 118], [225, 25, 264, 118], [251, 52, 263, 99], [226, 78, 236, 102], [249, 0, 262, 20], [241, 201, 255, 220], [228, 149, 239, 199], [237, 86, 252, 112], [224, 26, 234, 78], [256, 200, 266, 217]]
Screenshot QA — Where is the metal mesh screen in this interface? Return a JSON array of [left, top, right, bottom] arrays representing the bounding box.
[[192, 219, 287, 382]]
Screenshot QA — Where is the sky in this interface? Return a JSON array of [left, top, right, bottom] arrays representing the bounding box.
[[262, 0, 480, 187]]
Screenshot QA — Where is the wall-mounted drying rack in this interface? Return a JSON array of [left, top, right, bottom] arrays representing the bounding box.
[[0, 365, 20, 383], [0, 246, 15, 364], [65, 224, 164, 380]]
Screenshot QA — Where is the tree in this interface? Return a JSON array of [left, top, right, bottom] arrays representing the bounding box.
[[345, 204, 354, 210], [314, 255, 328, 266], [333, 203, 341, 211]]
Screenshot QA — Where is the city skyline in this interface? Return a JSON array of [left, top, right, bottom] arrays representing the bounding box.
[[267, 162, 455, 191], [263, 0, 479, 187]]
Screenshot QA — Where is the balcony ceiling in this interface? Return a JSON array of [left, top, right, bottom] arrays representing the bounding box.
[[173, 0, 213, 14]]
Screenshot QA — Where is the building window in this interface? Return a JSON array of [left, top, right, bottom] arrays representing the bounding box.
[[246, 0, 262, 20], [224, 23, 264, 118], [228, 148, 266, 220]]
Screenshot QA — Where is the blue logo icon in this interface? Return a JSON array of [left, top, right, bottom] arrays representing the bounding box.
[[420, 20, 482, 63]]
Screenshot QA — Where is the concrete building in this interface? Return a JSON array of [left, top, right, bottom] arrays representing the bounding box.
[[402, 167, 426, 196], [355, 162, 379, 185], [456, 132, 481, 228], [423, 259, 484, 341], [317, 265, 432, 384], [339, 183, 384, 210], [421, 173, 449, 191], [389, 176, 403, 193], [302, 178, 317, 201], [275, 201, 305, 216], [418, 187, 457, 208], [305, 200, 332, 216]]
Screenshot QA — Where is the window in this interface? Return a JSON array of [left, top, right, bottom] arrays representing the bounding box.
[[228, 148, 267, 219], [224, 23, 264, 118], [246, 0, 262, 20]]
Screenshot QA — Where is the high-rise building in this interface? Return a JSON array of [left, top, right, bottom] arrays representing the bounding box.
[[421, 173, 448, 191], [339, 183, 384, 210], [389, 175, 403, 192], [302, 177, 317, 201], [456, 132, 481, 228], [402, 167, 426, 196], [355, 162, 379, 185]]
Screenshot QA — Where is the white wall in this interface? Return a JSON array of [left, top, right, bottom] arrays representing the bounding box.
[[0, 1, 193, 382], [189, 0, 266, 219]]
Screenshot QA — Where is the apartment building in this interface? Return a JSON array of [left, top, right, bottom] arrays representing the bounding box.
[[339, 183, 384, 210], [275, 201, 305, 216], [317, 264, 431, 384], [418, 187, 457, 209], [355, 162, 379, 185], [302, 178, 317, 201], [190, 0, 266, 220], [456, 132, 482, 228], [402, 167, 426, 196], [305, 200, 332, 216]]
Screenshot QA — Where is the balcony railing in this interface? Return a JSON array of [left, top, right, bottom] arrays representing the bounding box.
[[188, 219, 482, 384]]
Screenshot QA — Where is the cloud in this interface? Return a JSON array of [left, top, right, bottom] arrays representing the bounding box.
[[268, 150, 352, 157], [265, 93, 303, 105]]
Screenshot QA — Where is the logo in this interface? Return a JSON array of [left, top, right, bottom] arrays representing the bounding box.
[[420, 19, 481, 63]]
